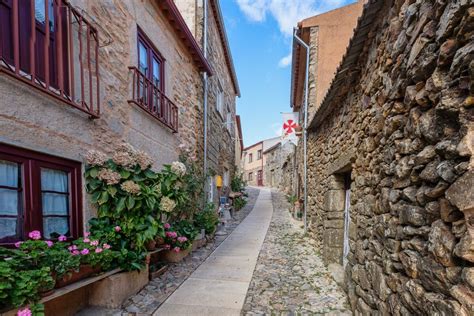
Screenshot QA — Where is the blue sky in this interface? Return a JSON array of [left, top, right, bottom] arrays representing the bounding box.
[[220, 0, 356, 147]]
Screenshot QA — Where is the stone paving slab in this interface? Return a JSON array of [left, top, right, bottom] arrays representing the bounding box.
[[242, 190, 351, 315], [155, 188, 273, 315]]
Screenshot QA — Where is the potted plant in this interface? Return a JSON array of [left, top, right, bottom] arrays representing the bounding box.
[[194, 203, 219, 241], [160, 223, 193, 263]]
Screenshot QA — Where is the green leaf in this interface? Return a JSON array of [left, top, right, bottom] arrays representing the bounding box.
[[98, 191, 109, 205], [144, 169, 158, 179], [126, 196, 136, 210], [117, 197, 126, 212], [120, 170, 131, 179], [91, 191, 102, 203], [107, 186, 118, 197], [89, 167, 99, 179]]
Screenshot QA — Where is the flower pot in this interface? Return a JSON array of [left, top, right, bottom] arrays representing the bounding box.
[[146, 239, 157, 251], [55, 265, 101, 288], [40, 289, 54, 297], [160, 247, 191, 263]]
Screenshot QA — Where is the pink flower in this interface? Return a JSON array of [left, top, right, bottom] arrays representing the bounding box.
[[81, 249, 89, 255], [83, 238, 90, 243], [177, 236, 187, 243], [84, 232, 90, 237], [165, 231, 177, 238], [71, 250, 80, 256], [14, 241, 23, 248], [173, 247, 181, 253], [58, 235, 67, 242], [45, 240, 54, 248], [163, 244, 171, 250], [164, 223, 171, 229], [17, 307, 32, 316], [103, 243, 111, 249], [95, 247, 103, 253], [68, 245, 78, 251], [114, 226, 121, 232], [28, 230, 41, 240], [90, 240, 99, 246]]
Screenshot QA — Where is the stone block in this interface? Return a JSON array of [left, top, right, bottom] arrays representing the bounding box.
[[324, 228, 344, 248], [88, 268, 149, 308], [324, 189, 346, 212], [446, 170, 474, 211]]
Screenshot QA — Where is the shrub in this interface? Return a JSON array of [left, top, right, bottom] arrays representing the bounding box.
[[233, 196, 247, 211], [194, 203, 219, 235]]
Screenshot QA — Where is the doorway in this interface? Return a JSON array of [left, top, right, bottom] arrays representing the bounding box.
[[257, 170, 263, 186], [342, 172, 351, 267]]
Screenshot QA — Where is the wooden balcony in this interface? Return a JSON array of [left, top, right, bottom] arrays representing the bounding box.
[[128, 66, 178, 132], [0, 0, 100, 117]]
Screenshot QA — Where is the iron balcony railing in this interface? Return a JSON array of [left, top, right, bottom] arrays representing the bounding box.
[[0, 0, 100, 117], [128, 66, 178, 132]]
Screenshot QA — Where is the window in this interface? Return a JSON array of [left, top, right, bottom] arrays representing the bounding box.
[[248, 153, 253, 163], [226, 108, 233, 133], [216, 82, 224, 117], [248, 172, 252, 181], [0, 144, 82, 245], [0, 0, 100, 116], [257, 150, 262, 160], [223, 169, 230, 187]]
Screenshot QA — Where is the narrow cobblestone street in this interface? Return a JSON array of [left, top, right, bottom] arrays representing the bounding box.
[[242, 190, 350, 315]]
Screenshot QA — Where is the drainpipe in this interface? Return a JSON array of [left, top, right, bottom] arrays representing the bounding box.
[[203, 0, 209, 202], [293, 27, 309, 234]]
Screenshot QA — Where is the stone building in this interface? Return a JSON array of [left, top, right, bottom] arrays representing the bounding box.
[[0, 0, 215, 243], [242, 141, 264, 186], [263, 141, 296, 189], [175, 0, 240, 202], [295, 0, 474, 314], [290, 0, 364, 200], [235, 115, 244, 174]]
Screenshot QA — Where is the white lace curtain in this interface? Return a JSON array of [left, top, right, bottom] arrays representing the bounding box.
[[0, 160, 19, 239], [41, 168, 69, 238]]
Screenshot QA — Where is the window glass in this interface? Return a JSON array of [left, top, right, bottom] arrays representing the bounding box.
[[35, 0, 54, 31], [0, 160, 20, 240], [152, 57, 161, 88], [41, 168, 69, 238], [138, 41, 148, 75]]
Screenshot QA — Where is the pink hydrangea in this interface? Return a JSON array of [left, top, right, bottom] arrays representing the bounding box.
[[84, 232, 91, 237], [81, 249, 89, 255], [17, 307, 32, 316], [164, 223, 171, 229], [28, 230, 41, 240], [14, 241, 23, 248], [163, 244, 171, 250], [45, 240, 54, 248], [114, 226, 121, 232], [71, 250, 80, 256], [90, 240, 99, 246], [83, 238, 90, 243], [177, 236, 188, 243], [95, 247, 103, 253], [173, 247, 181, 253], [103, 243, 111, 249], [58, 235, 67, 242]]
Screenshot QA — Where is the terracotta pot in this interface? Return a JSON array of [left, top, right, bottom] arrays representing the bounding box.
[[146, 239, 157, 251], [40, 289, 54, 297], [161, 247, 191, 263], [55, 265, 101, 288]]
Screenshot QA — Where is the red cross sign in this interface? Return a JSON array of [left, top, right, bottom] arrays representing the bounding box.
[[283, 119, 297, 134]]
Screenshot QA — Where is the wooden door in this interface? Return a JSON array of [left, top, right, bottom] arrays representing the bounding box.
[[257, 170, 263, 186]]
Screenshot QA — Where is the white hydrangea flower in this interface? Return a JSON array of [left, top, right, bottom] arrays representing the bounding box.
[[160, 196, 176, 213], [171, 161, 186, 177]]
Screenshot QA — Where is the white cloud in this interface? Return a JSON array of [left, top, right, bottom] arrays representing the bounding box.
[[278, 52, 292, 68], [236, 0, 348, 66]]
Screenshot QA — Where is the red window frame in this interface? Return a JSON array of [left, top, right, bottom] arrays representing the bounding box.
[[0, 143, 82, 246], [137, 27, 165, 92]]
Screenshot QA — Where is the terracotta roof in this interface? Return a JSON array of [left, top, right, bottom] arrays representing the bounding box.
[[209, 0, 241, 97], [308, 0, 384, 130], [157, 0, 213, 75], [243, 141, 263, 151]]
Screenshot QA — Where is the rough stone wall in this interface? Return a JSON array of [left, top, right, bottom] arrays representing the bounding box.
[[0, 0, 204, 223], [263, 147, 280, 187], [307, 0, 474, 314]]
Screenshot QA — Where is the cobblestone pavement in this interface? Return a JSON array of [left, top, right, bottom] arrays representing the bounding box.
[[78, 187, 259, 316], [242, 190, 351, 315]]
